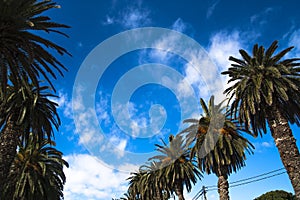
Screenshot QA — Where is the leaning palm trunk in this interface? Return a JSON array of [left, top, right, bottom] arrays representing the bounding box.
[[218, 173, 230, 200], [175, 182, 185, 200], [266, 106, 300, 199], [0, 114, 20, 193]]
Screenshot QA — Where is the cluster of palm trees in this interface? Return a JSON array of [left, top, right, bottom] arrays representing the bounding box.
[[1, 1, 300, 200], [0, 0, 69, 199], [117, 41, 300, 200]]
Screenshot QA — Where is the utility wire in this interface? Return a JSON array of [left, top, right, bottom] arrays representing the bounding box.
[[192, 189, 203, 200], [192, 168, 287, 199], [230, 168, 285, 185], [205, 167, 285, 189], [230, 171, 287, 189], [206, 171, 287, 192]]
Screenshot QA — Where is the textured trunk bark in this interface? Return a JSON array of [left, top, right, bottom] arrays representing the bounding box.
[[155, 184, 163, 200], [218, 174, 230, 200], [0, 114, 20, 194], [266, 106, 300, 199], [175, 182, 185, 200]]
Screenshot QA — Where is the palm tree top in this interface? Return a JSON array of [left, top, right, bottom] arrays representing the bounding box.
[[222, 40, 300, 136], [0, 0, 71, 92], [181, 96, 254, 176]]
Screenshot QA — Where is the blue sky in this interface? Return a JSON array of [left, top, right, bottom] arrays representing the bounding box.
[[43, 1, 300, 199]]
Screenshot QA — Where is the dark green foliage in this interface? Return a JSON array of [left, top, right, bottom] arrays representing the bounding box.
[[180, 96, 254, 199], [1, 80, 60, 142], [0, 0, 70, 94], [222, 40, 300, 137], [126, 134, 201, 200], [254, 190, 296, 200], [180, 96, 254, 177], [150, 134, 202, 199], [222, 41, 300, 198], [3, 133, 68, 200]]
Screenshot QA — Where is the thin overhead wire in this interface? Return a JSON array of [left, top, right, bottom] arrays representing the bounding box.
[[192, 168, 287, 199]]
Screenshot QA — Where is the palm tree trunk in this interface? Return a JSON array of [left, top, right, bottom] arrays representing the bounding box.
[[174, 181, 185, 200], [155, 190, 162, 200], [266, 106, 300, 199], [218, 173, 230, 200], [155, 183, 163, 200], [0, 114, 20, 194]]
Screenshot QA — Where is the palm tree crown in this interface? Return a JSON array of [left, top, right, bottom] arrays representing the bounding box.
[[0, 0, 70, 93], [149, 134, 202, 200], [3, 133, 68, 200], [180, 96, 254, 200], [222, 40, 300, 136]]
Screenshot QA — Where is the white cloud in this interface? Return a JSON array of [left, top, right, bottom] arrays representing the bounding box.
[[206, 0, 220, 19], [289, 29, 300, 57], [172, 18, 187, 33], [72, 85, 104, 149], [108, 136, 128, 158], [64, 154, 138, 200], [103, 15, 114, 25], [207, 31, 246, 103], [253, 141, 274, 153], [138, 24, 244, 114], [261, 141, 273, 148], [250, 7, 274, 26], [103, 5, 151, 29], [95, 91, 111, 126], [208, 31, 242, 70], [48, 90, 73, 119]]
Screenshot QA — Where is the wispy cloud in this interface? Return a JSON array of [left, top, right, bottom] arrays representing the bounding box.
[[64, 154, 139, 200], [103, 4, 151, 29], [289, 29, 300, 57], [261, 141, 273, 148], [250, 7, 275, 26], [206, 0, 220, 19], [253, 140, 274, 153], [208, 31, 242, 70], [207, 30, 259, 102], [172, 18, 187, 33], [138, 24, 247, 109]]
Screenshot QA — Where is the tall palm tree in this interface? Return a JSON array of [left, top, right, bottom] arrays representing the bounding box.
[[127, 161, 171, 200], [3, 133, 68, 200], [140, 161, 171, 200], [0, 82, 60, 193], [127, 169, 147, 200], [0, 0, 70, 93], [221, 41, 300, 198], [0, 0, 69, 193], [181, 96, 254, 200], [149, 134, 202, 200]]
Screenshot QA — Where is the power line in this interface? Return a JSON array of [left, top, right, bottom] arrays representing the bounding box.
[[230, 168, 285, 185], [230, 171, 287, 188], [192, 168, 287, 199], [205, 167, 285, 189], [206, 171, 287, 192]]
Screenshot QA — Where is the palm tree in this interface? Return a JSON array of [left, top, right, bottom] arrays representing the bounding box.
[[0, 0, 69, 193], [140, 161, 171, 200], [116, 190, 138, 200], [126, 161, 171, 200], [0, 82, 60, 193], [3, 133, 69, 200], [149, 134, 202, 200], [127, 169, 147, 199], [180, 96, 254, 200], [221, 41, 300, 198], [0, 0, 70, 93]]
